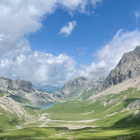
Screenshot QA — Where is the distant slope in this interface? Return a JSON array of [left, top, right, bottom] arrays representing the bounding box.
[[34, 84, 60, 93], [52, 76, 103, 100]]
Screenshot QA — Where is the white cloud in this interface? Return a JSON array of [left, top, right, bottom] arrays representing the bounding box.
[[0, 0, 102, 48], [0, 39, 77, 86], [0, 0, 102, 86], [78, 29, 140, 79], [59, 21, 77, 36], [134, 11, 140, 24]]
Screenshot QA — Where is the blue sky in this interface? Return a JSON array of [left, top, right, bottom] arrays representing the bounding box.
[[0, 0, 140, 87], [28, 0, 140, 66]]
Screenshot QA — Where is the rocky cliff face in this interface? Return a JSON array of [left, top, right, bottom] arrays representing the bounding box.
[[94, 45, 140, 95], [53, 76, 87, 98], [53, 76, 103, 99], [0, 77, 57, 105]]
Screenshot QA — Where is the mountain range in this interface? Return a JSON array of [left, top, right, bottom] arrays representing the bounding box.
[[1, 46, 140, 139], [54, 45, 140, 101]]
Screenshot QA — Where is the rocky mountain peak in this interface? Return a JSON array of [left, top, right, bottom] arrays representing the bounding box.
[[65, 76, 87, 87], [53, 76, 103, 99], [57, 76, 87, 96], [94, 45, 140, 94]]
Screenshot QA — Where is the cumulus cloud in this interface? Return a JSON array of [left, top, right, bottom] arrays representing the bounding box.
[[134, 11, 140, 24], [59, 21, 77, 36], [0, 0, 102, 86], [0, 0, 102, 48], [0, 39, 77, 86]]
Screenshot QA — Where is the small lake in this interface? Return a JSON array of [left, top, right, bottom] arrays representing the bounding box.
[[36, 103, 58, 109]]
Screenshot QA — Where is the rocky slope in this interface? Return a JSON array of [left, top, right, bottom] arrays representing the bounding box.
[[93, 45, 140, 95], [0, 77, 57, 105], [0, 94, 32, 120], [52, 76, 103, 99]]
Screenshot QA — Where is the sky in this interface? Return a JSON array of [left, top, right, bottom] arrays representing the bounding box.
[[0, 0, 140, 87]]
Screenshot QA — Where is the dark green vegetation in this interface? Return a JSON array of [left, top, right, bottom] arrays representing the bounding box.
[[0, 93, 4, 97], [0, 103, 38, 133], [9, 94, 32, 104], [0, 108, 22, 131], [67, 86, 96, 100], [1, 87, 140, 139]]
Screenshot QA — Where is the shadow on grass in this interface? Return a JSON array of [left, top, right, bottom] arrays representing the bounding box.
[[6, 118, 20, 126], [1, 126, 140, 140], [123, 98, 140, 108], [24, 105, 40, 110], [111, 113, 140, 128], [0, 127, 70, 140], [0, 126, 4, 133]]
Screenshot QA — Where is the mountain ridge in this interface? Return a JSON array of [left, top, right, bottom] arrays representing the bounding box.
[[52, 76, 103, 100], [93, 45, 140, 96], [0, 77, 57, 105]]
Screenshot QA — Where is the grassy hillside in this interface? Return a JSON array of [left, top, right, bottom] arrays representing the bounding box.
[[41, 87, 140, 128], [0, 107, 23, 131], [9, 94, 32, 105], [0, 96, 39, 132], [66, 86, 96, 100]]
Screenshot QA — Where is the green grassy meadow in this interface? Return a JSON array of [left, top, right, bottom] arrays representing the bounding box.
[[0, 87, 140, 139]]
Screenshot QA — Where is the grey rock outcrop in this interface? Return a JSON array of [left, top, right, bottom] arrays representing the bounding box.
[[108, 99, 119, 105], [127, 100, 140, 110], [132, 109, 140, 118], [94, 45, 140, 95]]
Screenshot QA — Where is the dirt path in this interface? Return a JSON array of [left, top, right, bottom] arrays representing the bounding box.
[[39, 119, 50, 127], [38, 115, 97, 130], [51, 119, 97, 123]]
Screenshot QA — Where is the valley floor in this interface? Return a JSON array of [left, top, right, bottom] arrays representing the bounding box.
[[1, 87, 140, 139]]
